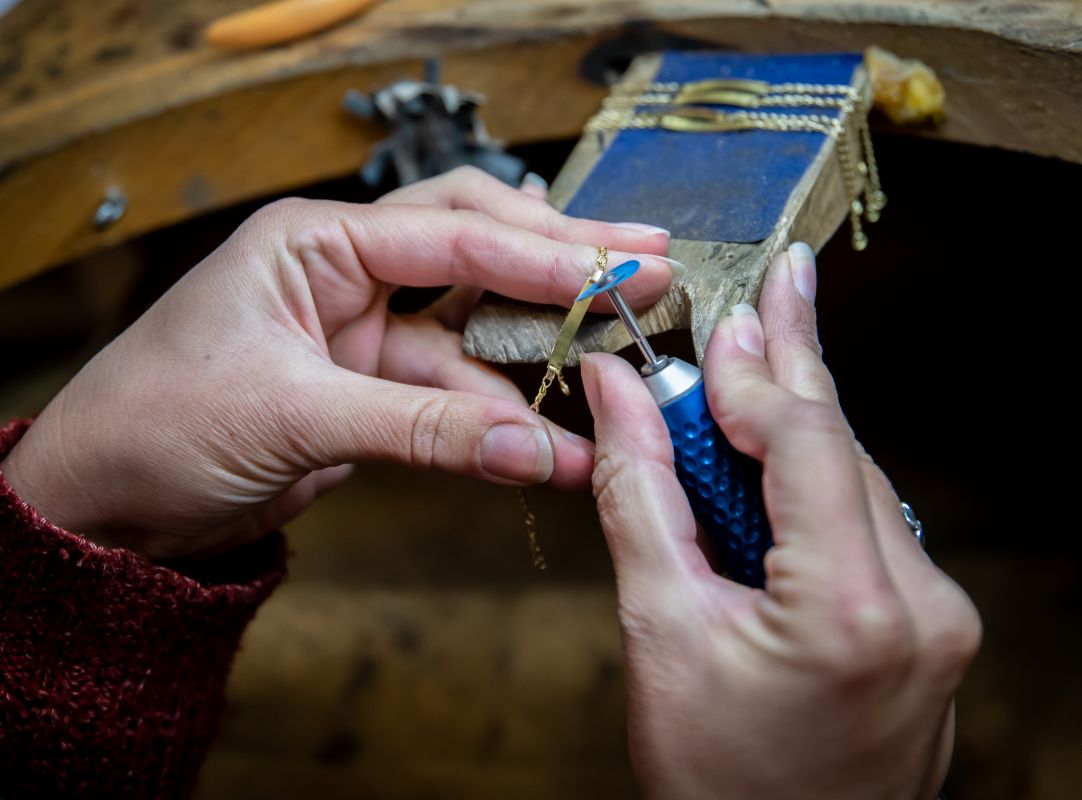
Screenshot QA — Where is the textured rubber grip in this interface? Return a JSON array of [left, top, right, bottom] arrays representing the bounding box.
[[659, 380, 772, 587]]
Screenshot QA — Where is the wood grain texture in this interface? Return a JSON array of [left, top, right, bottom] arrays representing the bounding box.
[[0, 36, 606, 290], [1, 0, 1080, 289], [462, 55, 864, 366], [1, 0, 1080, 166]]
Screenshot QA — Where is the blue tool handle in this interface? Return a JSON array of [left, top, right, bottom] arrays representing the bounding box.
[[659, 380, 772, 587]]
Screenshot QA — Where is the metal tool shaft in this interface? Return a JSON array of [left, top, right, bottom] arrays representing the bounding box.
[[609, 286, 663, 368]]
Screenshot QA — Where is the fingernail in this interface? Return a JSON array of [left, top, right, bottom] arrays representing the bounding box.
[[787, 242, 817, 303], [520, 172, 549, 191], [613, 222, 670, 237], [480, 424, 554, 483], [731, 303, 765, 357], [655, 255, 686, 281]]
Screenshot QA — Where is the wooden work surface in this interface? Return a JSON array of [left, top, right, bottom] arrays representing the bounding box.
[[2, 0, 1081, 289]]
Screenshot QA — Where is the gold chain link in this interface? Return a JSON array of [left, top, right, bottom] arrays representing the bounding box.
[[586, 100, 880, 250], [592, 79, 886, 251]]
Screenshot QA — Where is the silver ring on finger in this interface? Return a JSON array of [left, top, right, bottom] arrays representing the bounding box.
[[900, 501, 925, 549]]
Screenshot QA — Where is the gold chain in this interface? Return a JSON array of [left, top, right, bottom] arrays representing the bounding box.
[[518, 365, 556, 570], [517, 245, 608, 570], [592, 79, 886, 251]]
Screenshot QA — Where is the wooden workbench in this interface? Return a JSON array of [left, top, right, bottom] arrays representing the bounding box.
[[1, 0, 1080, 289]]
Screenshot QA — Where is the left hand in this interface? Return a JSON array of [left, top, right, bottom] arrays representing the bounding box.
[[1, 167, 674, 560]]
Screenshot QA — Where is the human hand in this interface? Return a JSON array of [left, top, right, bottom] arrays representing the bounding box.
[[582, 243, 980, 800], [0, 167, 674, 560]]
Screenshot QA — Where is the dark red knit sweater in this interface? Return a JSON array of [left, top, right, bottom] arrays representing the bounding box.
[[0, 420, 286, 798]]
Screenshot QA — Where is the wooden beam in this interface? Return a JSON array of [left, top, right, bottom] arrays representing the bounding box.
[[2, 0, 1079, 167], [0, 37, 608, 290], [1, 0, 1079, 289]]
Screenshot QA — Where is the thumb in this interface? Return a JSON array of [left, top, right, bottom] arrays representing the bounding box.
[[580, 353, 701, 587], [298, 366, 593, 487]]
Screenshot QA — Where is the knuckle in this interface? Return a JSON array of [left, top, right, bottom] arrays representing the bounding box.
[[592, 450, 667, 506], [408, 395, 456, 469], [761, 544, 808, 590], [708, 381, 773, 454], [537, 205, 568, 239], [453, 165, 499, 204], [251, 196, 311, 227], [449, 211, 503, 271], [853, 439, 878, 468], [447, 215, 482, 282], [781, 397, 849, 437], [825, 591, 917, 681], [775, 317, 823, 357], [544, 248, 568, 303], [591, 455, 673, 539], [591, 450, 627, 508], [247, 198, 354, 270], [921, 590, 983, 675], [449, 164, 487, 186]]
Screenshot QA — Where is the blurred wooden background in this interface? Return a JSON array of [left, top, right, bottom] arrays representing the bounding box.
[[3, 1, 1082, 797], [3, 0, 1081, 289], [1, 134, 1079, 799]]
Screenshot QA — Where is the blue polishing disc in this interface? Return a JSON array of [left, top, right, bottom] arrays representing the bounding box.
[[576, 259, 640, 301]]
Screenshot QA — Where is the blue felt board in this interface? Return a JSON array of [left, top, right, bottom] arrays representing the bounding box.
[[564, 52, 862, 243]]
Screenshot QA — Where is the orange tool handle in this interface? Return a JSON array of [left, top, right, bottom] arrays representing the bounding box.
[[206, 0, 378, 50]]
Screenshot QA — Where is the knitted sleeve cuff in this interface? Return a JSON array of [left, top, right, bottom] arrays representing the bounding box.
[[0, 418, 287, 799]]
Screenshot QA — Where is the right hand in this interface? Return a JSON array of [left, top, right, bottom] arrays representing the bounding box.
[[582, 243, 981, 799]]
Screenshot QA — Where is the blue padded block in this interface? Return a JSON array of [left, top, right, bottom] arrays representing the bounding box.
[[564, 52, 862, 243]]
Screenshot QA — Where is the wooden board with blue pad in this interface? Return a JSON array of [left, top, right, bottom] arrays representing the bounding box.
[[464, 50, 869, 366]]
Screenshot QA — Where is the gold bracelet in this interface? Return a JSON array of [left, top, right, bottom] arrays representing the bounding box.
[[517, 245, 608, 569]]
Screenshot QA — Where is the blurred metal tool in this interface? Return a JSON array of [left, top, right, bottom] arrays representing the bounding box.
[[343, 60, 526, 189]]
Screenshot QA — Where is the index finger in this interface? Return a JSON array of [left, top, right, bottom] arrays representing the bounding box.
[[277, 200, 676, 334], [377, 165, 672, 257], [346, 203, 675, 307]]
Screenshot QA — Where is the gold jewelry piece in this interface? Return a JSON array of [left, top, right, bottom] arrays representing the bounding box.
[[586, 106, 870, 251], [593, 77, 887, 249], [517, 246, 608, 569], [605, 81, 858, 111]]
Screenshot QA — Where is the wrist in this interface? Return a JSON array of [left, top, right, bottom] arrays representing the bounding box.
[[0, 417, 105, 549], [0, 419, 39, 505]]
